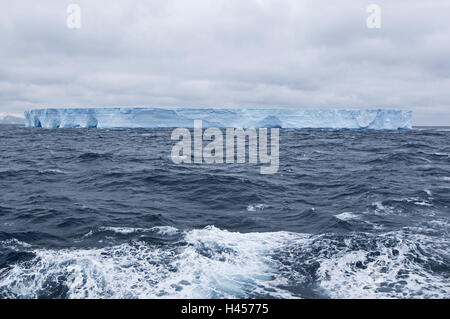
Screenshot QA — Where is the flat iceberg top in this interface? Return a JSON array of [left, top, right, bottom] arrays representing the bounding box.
[[24, 108, 412, 130]]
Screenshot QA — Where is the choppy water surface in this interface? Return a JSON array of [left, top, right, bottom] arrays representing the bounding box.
[[0, 125, 449, 298]]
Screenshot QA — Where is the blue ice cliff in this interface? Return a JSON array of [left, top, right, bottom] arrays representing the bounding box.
[[24, 108, 412, 129]]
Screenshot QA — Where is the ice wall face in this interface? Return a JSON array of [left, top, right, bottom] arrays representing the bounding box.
[[24, 108, 412, 129]]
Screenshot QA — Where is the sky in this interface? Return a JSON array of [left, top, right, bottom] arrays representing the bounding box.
[[0, 0, 449, 125]]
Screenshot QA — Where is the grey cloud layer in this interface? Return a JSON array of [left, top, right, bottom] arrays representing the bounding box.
[[1, 0, 449, 125]]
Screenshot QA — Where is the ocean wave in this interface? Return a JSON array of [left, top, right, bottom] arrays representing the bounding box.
[[313, 232, 449, 298], [0, 239, 32, 249], [96, 226, 179, 236], [246, 204, 268, 212], [0, 226, 297, 299], [334, 212, 360, 221], [0, 226, 448, 299]]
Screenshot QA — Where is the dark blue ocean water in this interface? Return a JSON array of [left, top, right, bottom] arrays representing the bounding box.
[[0, 125, 449, 298]]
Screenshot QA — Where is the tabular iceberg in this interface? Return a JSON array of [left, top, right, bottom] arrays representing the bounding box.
[[24, 108, 412, 129]]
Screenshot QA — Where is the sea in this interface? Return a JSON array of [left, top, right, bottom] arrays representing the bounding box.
[[0, 125, 449, 298]]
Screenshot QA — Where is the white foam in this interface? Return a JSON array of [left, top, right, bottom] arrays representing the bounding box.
[[246, 204, 268, 212], [150, 226, 179, 236], [0, 239, 32, 249], [98, 226, 145, 235], [404, 197, 433, 207], [425, 219, 449, 230], [313, 232, 449, 298], [334, 212, 360, 221], [39, 169, 65, 174], [97, 226, 179, 236], [433, 153, 450, 157], [372, 201, 396, 216], [1, 227, 448, 299], [0, 227, 300, 298]]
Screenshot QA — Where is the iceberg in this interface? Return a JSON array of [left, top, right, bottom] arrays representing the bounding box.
[[24, 108, 412, 129], [0, 114, 25, 125]]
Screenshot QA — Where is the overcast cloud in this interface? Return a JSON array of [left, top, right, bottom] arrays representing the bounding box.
[[1, 0, 449, 125]]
